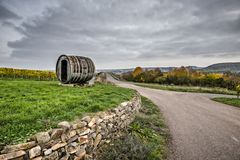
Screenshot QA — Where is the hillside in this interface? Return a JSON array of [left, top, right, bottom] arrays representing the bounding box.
[[98, 62, 240, 74], [97, 67, 176, 74], [202, 62, 240, 73]]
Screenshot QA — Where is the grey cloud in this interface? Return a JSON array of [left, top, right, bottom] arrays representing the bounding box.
[[0, 2, 21, 21], [2, 0, 240, 69]]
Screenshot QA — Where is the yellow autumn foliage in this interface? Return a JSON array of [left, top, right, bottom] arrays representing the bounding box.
[[132, 67, 143, 78], [0, 68, 56, 80], [206, 73, 223, 79]]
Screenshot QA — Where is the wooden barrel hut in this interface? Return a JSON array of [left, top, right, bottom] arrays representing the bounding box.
[[56, 55, 95, 84]]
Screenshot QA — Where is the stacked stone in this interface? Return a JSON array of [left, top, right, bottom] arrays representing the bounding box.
[[0, 94, 141, 160]]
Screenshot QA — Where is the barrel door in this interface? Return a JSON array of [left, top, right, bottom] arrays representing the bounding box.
[[61, 59, 68, 82]]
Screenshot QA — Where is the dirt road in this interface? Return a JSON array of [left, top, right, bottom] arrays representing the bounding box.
[[108, 75, 240, 160]]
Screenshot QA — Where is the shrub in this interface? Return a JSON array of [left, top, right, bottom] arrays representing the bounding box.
[[122, 66, 240, 90], [236, 84, 240, 99]]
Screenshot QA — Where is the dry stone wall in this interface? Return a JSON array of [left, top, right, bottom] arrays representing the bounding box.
[[0, 93, 141, 160]]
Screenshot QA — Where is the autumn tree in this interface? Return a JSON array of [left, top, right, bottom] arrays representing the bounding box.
[[122, 71, 134, 81], [121, 66, 240, 90], [132, 67, 143, 78], [137, 68, 163, 83], [166, 66, 190, 85]]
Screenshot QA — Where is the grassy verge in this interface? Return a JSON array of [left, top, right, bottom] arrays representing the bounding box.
[[212, 97, 240, 108], [136, 83, 236, 95], [0, 79, 134, 145], [97, 96, 169, 160]]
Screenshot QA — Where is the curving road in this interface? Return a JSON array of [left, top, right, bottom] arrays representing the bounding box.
[[107, 75, 240, 160]]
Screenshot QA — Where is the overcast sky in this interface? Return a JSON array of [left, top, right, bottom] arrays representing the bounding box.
[[0, 0, 240, 70]]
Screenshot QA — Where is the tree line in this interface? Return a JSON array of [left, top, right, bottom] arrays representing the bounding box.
[[0, 68, 56, 81], [122, 66, 240, 91]]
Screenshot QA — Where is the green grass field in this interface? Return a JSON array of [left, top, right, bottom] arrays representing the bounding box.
[[135, 83, 236, 95], [212, 97, 240, 108], [0, 79, 134, 145]]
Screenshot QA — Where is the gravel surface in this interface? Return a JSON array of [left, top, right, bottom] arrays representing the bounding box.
[[108, 75, 240, 160]]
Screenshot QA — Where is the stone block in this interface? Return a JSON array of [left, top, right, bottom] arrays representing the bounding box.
[[51, 142, 67, 151], [29, 146, 41, 159], [67, 135, 78, 144], [74, 148, 86, 160], [1, 141, 36, 154], [88, 118, 96, 128], [93, 134, 102, 148], [78, 128, 91, 136], [81, 116, 91, 123], [44, 149, 52, 156], [32, 156, 43, 160], [42, 151, 58, 160], [50, 128, 64, 140], [72, 122, 87, 130], [0, 150, 26, 160], [58, 121, 71, 131], [35, 132, 50, 144], [69, 130, 77, 138], [78, 135, 88, 145]]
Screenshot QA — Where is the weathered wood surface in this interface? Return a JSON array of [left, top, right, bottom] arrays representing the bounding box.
[[56, 55, 95, 84]]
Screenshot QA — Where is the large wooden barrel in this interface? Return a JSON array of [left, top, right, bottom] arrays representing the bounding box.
[[56, 55, 95, 84]]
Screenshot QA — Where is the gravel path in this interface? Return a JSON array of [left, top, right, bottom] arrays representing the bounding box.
[[108, 75, 240, 160]]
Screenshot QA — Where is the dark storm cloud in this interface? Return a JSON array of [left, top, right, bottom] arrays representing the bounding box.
[[0, 2, 20, 21], [1, 0, 240, 69]]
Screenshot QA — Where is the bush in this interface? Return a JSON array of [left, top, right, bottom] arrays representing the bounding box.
[[236, 84, 240, 98], [122, 66, 240, 90]]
